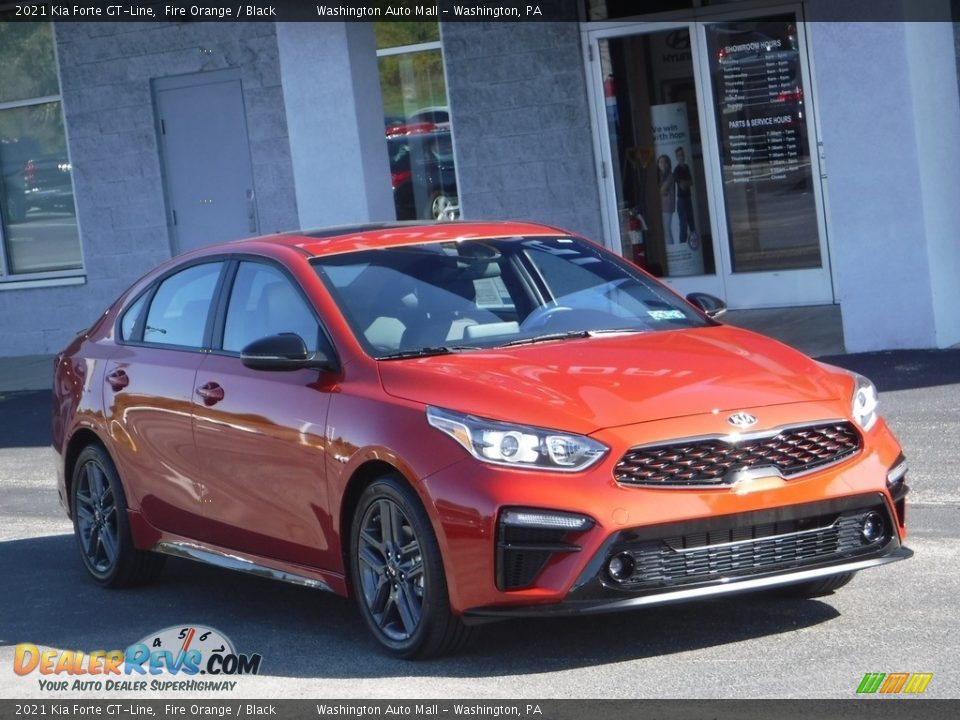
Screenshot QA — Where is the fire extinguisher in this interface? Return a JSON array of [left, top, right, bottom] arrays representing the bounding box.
[[604, 74, 618, 125]]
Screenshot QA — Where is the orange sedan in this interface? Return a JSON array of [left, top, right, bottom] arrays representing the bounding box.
[[52, 221, 910, 658]]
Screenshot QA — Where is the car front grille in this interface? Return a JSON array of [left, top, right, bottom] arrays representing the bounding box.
[[605, 502, 891, 590], [615, 422, 861, 487]]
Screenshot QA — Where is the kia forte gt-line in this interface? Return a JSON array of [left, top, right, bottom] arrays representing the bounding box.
[[52, 221, 911, 658]]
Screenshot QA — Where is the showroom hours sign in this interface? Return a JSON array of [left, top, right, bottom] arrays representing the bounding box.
[[705, 17, 823, 273], [716, 35, 805, 183], [726, 114, 801, 182]]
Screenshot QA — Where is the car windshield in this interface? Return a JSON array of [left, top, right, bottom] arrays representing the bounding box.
[[311, 236, 709, 359]]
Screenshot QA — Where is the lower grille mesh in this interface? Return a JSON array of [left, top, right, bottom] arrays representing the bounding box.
[[607, 505, 890, 590]]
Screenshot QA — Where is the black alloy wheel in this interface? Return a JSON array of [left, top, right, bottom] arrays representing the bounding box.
[[71, 445, 164, 587], [350, 475, 476, 658], [357, 496, 425, 641]]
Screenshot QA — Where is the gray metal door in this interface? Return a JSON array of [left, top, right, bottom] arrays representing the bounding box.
[[154, 69, 258, 254]]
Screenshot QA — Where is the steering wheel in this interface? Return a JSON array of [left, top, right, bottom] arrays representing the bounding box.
[[520, 305, 573, 331]]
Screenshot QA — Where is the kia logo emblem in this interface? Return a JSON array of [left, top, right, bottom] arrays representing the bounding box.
[[727, 412, 758, 428]]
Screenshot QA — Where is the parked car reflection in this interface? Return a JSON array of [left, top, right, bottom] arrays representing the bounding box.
[[387, 129, 459, 221], [1, 137, 75, 224]]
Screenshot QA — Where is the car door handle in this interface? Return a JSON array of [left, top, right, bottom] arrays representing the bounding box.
[[105, 369, 129, 391], [196, 382, 224, 406]]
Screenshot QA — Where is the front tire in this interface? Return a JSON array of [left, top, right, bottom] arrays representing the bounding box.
[[349, 475, 476, 659], [71, 445, 165, 587]]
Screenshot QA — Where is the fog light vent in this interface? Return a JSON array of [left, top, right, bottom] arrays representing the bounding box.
[[496, 508, 592, 591]]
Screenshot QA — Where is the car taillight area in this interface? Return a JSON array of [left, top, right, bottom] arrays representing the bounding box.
[[615, 421, 861, 487], [601, 495, 893, 591]]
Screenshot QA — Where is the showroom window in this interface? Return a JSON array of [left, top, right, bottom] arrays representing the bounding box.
[[0, 18, 83, 283], [375, 22, 460, 222]]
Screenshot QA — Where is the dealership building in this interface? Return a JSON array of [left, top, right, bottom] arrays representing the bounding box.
[[1, 0, 959, 357]]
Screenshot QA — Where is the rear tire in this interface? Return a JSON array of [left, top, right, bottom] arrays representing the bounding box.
[[349, 474, 477, 659], [430, 193, 457, 221], [71, 445, 165, 588], [781, 572, 855, 598]]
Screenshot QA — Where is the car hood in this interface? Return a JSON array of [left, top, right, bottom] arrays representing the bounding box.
[[378, 325, 848, 435]]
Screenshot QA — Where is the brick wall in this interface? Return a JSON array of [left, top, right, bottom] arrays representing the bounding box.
[[0, 21, 298, 357], [441, 21, 604, 241]]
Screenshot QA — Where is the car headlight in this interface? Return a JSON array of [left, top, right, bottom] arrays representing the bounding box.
[[852, 373, 879, 430], [426, 406, 608, 472]]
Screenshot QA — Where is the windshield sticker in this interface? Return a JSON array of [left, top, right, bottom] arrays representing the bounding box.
[[647, 310, 687, 320]]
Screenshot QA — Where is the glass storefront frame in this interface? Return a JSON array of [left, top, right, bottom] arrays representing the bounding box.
[[0, 21, 85, 285], [582, 2, 837, 309], [375, 27, 461, 223]]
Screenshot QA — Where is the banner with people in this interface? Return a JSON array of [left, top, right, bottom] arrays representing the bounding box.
[[650, 102, 704, 277]]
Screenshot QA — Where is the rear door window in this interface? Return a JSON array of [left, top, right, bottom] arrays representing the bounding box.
[[143, 262, 224, 348], [119, 293, 148, 341]]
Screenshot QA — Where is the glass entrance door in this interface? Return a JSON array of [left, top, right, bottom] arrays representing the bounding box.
[[586, 9, 834, 308]]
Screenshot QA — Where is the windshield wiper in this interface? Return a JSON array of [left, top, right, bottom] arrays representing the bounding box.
[[378, 345, 477, 360], [499, 330, 591, 348], [587, 327, 648, 336], [382, 328, 648, 357], [500, 328, 649, 349]]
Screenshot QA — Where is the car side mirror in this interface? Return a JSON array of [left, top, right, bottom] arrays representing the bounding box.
[[240, 333, 336, 372], [686, 292, 728, 319]]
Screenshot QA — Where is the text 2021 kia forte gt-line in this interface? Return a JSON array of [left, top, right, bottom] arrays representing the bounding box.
[[53, 221, 911, 658]]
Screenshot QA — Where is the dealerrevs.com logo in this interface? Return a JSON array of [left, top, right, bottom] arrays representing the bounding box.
[[14, 625, 262, 692]]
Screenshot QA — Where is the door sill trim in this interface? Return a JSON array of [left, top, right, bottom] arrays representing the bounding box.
[[153, 541, 334, 593]]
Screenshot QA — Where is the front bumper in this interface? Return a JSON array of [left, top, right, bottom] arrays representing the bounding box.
[[463, 495, 910, 621], [421, 404, 909, 616], [465, 543, 911, 620]]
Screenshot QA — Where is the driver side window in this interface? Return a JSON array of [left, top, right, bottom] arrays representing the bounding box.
[[222, 262, 319, 353]]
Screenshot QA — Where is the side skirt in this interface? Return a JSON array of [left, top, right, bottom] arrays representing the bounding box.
[[153, 540, 345, 595]]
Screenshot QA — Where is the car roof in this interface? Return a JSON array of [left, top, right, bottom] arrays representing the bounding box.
[[204, 221, 570, 258], [409, 106, 449, 116]]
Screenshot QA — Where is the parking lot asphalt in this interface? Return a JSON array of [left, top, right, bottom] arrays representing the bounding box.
[[1, 349, 958, 699]]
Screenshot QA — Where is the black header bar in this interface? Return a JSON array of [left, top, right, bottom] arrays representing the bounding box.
[[0, 700, 957, 720], [2, 0, 958, 23], [3, 0, 582, 22]]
